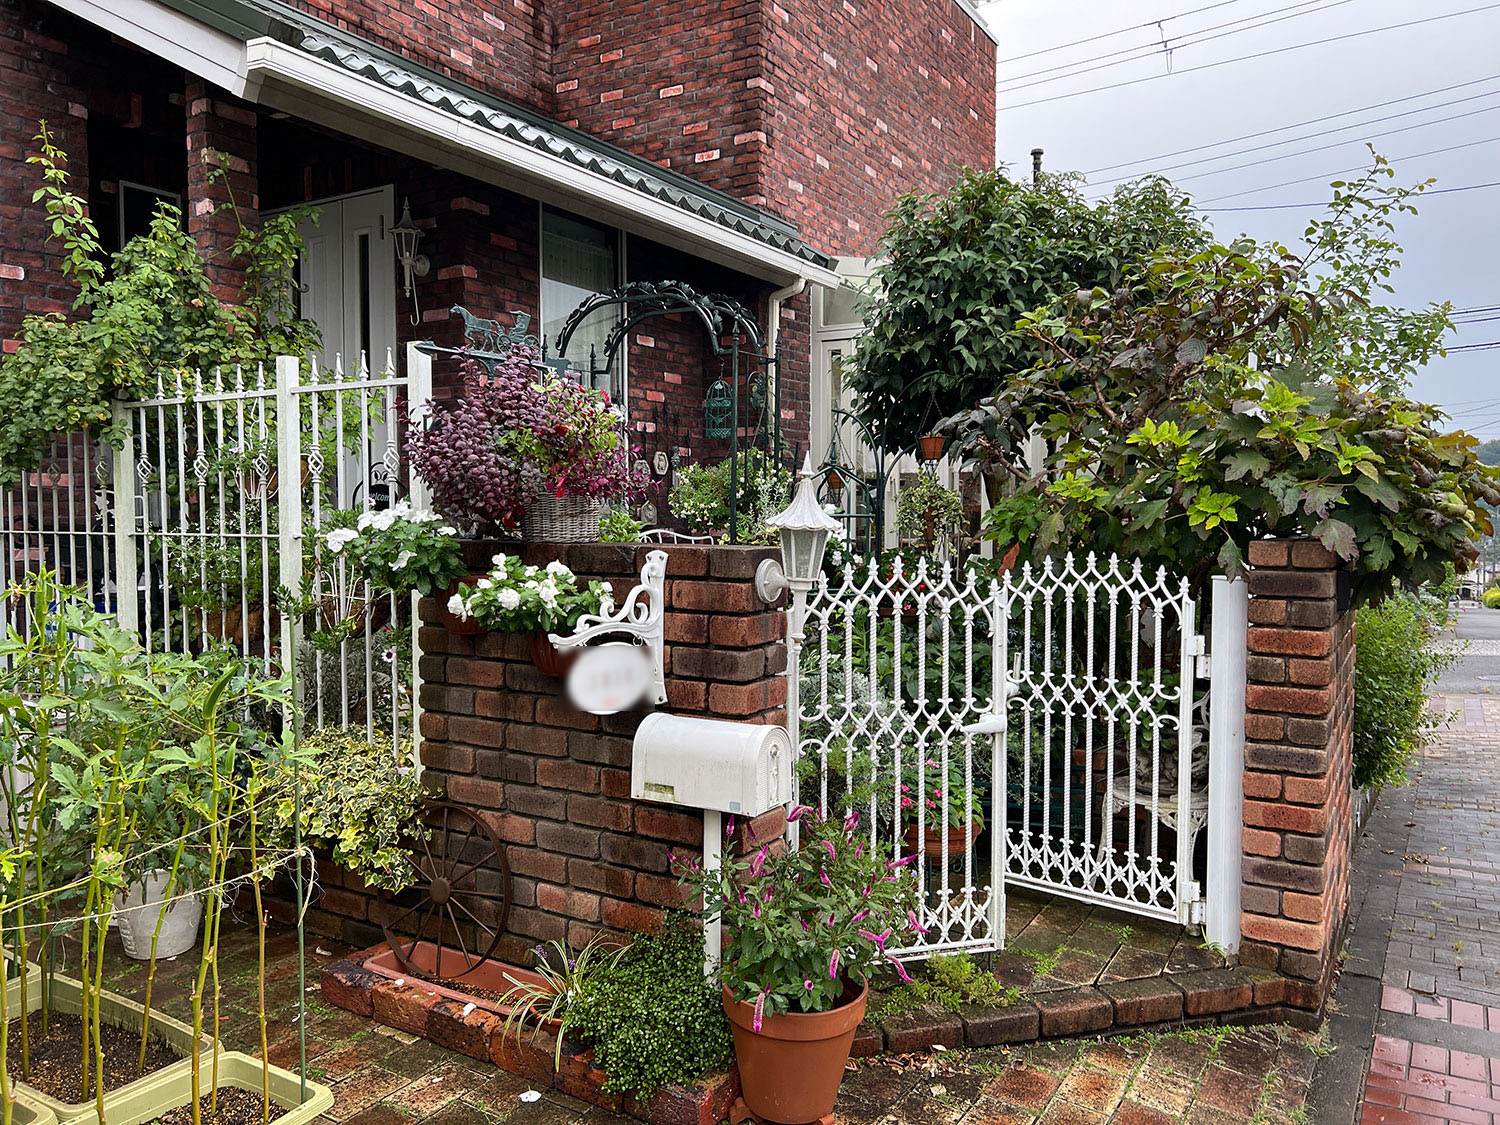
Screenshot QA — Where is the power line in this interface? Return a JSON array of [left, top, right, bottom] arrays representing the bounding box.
[[1446, 340, 1500, 352], [1090, 86, 1500, 186], [997, 4, 1500, 112], [997, 0, 1259, 65], [1198, 136, 1500, 204], [1198, 179, 1500, 210], [996, 0, 1343, 92], [1086, 75, 1500, 175]]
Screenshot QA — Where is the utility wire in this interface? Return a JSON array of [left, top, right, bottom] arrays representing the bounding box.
[[997, 0, 1258, 64], [1090, 87, 1500, 185], [1199, 179, 1500, 210], [1198, 137, 1500, 204], [996, 0, 1339, 91], [1156, 102, 1500, 186], [1086, 74, 1500, 175], [997, 4, 1500, 112]]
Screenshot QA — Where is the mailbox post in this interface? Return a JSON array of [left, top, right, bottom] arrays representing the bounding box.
[[632, 714, 794, 974]]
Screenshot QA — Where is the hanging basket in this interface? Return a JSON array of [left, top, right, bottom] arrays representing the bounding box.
[[918, 433, 945, 462], [440, 576, 486, 635], [528, 630, 579, 678], [522, 492, 605, 543]]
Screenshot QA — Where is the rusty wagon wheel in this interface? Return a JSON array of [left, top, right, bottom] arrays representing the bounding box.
[[382, 799, 512, 978]]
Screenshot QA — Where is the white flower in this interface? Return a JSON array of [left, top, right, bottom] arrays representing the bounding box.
[[440, 525, 458, 536], [393, 549, 415, 570], [492, 553, 509, 567], [324, 528, 359, 554], [446, 593, 471, 620], [497, 588, 521, 611], [524, 565, 539, 577], [390, 500, 413, 519], [476, 578, 494, 589], [545, 560, 571, 578], [600, 581, 613, 596]]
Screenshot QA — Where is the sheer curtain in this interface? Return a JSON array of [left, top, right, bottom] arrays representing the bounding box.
[[541, 209, 622, 401]]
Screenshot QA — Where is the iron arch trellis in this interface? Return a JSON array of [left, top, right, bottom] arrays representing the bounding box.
[[551, 281, 781, 543], [815, 406, 918, 558]]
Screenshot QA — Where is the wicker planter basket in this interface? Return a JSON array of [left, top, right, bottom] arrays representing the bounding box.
[[522, 492, 604, 543]]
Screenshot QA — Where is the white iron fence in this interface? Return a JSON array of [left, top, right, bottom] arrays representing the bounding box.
[[0, 347, 433, 753], [791, 551, 1247, 959]]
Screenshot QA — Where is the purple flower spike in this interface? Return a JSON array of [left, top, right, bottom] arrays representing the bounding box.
[[819, 840, 837, 861], [750, 845, 770, 878], [827, 912, 836, 927], [852, 908, 870, 924], [829, 950, 841, 979], [787, 804, 815, 822], [820, 868, 833, 888], [725, 814, 736, 839], [801, 919, 811, 931], [858, 929, 882, 945], [907, 909, 932, 935], [753, 991, 766, 1033], [887, 955, 914, 983], [892, 854, 919, 868]]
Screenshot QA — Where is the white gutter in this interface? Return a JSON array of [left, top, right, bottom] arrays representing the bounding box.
[[243, 38, 840, 289]]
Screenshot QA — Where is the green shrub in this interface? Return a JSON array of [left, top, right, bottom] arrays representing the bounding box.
[[598, 509, 644, 543], [869, 951, 1016, 1021], [1354, 593, 1455, 789], [1482, 587, 1500, 609], [570, 915, 732, 1097]]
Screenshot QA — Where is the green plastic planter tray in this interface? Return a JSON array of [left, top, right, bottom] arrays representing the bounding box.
[[7, 1092, 58, 1125], [11, 973, 213, 1124], [105, 1051, 333, 1125], [4, 956, 43, 1013]]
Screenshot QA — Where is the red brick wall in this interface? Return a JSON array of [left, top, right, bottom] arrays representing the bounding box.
[[185, 80, 258, 303], [0, 0, 92, 350], [762, 0, 995, 254], [1239, 537, 1356, 1013], [303, 541, 791, 957], [283, 0, 555, 116]]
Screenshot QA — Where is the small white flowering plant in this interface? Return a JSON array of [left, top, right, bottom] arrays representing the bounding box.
[[319, 501, 467, 597], [448, 554, 614, 634]]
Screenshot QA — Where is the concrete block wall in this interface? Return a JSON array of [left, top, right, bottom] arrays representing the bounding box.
[[1239, 537, 1357, 1013]]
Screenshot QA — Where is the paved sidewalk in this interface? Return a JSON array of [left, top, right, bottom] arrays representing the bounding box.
[[1314, 693, 1500, 1124]]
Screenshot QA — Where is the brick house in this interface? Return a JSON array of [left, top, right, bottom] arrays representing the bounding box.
[[1, 0, 997, 472]]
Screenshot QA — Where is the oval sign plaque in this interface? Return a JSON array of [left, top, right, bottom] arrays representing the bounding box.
[[565, 642, 653, 716]]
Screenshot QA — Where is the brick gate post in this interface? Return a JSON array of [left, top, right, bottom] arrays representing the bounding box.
[[1240, 537, 1357, 1016]]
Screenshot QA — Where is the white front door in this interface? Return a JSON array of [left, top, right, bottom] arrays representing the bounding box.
[[295, 186, 398, 374]]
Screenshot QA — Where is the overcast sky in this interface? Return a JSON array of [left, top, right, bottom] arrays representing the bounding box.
[[976, 0, 1500, 436]]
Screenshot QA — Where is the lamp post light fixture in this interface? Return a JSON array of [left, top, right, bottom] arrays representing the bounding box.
[[391, 198, 431, 325], [755, 454, 842, 610]]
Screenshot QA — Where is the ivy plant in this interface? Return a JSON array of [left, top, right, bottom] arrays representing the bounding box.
[[0, 123, 319, 471]]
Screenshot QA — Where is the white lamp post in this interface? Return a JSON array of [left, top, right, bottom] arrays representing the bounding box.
[[756, 454, 841, 848]]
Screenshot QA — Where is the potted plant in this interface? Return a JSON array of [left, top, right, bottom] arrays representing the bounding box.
[[678, 809, 921, 1124], [896, 472, 964, 555], [918, 433, 945, 462], [444, 555, 614, 675], [165, 535, 276, 644], [510, 374, 650, 542], [408, 350, 650, 545], [900, 755, 985, 860]]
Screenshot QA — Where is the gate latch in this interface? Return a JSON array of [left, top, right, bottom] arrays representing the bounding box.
[[961, 714, 1006, 736]]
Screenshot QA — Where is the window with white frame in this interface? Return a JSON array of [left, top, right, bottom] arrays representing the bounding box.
[[541, 207, 623, 402]]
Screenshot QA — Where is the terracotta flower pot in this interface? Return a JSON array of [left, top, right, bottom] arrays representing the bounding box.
[[529, 630, 578, 678], [722, 981, 868, 1124], [903, 812, 985, 860], [440, 576, 486, 635], [918, 433, 945, 462]]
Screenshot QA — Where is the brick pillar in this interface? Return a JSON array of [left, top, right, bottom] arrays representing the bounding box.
[[378, 541, 787, 961], [1240, 537, 1356, 1014], [184, 77, 257, 303]]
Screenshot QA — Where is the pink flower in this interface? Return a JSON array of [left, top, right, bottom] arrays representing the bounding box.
[[753, 991, 766, 1033], [801, 919, 811, 931], [750, 846, 769, 878], [852, 908, 870, 924], [887, 955, 914, 983], [829, 950, 841, 979], [819, 840, 837, 861], [788, 804, 816, 822], [907, 910, 931, 935], [827, 912, 836, 927], [725, 814, 736, 839], [820, 868, 832, 888], [804, 978, 814, 992]]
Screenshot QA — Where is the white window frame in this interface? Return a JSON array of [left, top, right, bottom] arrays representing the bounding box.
[[538, 202, 628, 413]]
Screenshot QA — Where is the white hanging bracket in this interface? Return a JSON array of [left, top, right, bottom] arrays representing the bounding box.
[[549, 550, 669, 705]]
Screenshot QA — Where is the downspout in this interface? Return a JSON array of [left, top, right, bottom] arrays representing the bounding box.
[[767, 279, 807, 462]]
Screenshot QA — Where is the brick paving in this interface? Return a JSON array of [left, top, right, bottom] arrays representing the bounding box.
[[93, 923, 1321, 1124], [1320, 692, 1500, 1125]]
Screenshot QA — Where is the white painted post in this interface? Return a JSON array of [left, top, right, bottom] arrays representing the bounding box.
[[110, 401, 140, 635], [275, 357, 305, 716], [702, 809, 722, 978], [785, 586, 806, 852], [405, 342, 434, 776], [1205, 574, 1248, 953]]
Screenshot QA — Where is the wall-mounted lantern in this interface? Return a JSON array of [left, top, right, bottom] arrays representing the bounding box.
[[392, 198, 430, 325]]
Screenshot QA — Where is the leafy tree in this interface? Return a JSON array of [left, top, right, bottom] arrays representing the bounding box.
[[0, 123, 319, 471], [1476, 439, 1500, 466], [848, 169, 1208, 450]]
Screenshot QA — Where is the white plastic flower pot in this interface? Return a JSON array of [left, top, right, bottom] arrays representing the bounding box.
[[115, 871, 204, 960]]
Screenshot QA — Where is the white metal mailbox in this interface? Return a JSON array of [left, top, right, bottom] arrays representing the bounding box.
[[631, 714, 792, 816]]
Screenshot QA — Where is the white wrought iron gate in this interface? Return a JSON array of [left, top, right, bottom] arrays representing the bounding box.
[[792, 550, 1216, 958], [0, 348, 431, 754]]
